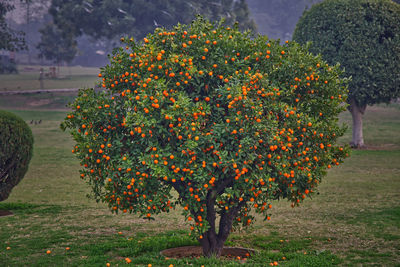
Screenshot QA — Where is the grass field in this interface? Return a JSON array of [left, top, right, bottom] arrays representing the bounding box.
[[0, 65, 100, 91], [0, 85, 399, 266]]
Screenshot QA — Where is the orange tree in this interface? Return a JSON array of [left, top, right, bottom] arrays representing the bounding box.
[[61, 17, 349, 257]]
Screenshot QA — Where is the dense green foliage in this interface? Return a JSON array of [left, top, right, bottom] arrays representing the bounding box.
[[62, 17, 348, 256], [36, 22, 78, 65], [0, 110, 34, 201], [293, 0, 400, 108], [0, 1, 26, 51], [48, 0, 256, 39]]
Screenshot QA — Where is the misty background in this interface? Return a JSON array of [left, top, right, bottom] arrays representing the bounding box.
[[3, 0, 323, 67]]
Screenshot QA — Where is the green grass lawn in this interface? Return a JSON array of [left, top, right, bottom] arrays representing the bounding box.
[[0, 65, 100, 91], [0, 97, 399, 266]]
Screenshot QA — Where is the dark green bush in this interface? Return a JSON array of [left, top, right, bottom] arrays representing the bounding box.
[[0, 110, 33, 201]]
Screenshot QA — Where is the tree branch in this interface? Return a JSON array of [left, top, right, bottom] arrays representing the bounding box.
[[217, 195, 246, 244], [215, 175, 234, 195]]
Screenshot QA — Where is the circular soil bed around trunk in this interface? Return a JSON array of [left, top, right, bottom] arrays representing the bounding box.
[[160, 246, 256, 259], [0, 210, 13, 217]]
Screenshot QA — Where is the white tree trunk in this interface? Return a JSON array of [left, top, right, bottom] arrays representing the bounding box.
[[348, 99, 366, 148]]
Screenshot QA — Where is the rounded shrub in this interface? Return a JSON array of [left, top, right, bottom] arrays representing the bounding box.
[[0, 110, 34, 201]]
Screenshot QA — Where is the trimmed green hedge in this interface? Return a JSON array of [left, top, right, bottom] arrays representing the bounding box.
[[0, 110, 34, 201]]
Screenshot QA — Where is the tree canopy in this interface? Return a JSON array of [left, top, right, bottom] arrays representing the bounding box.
[[41, 0, 256, 64], [0, 1, 26, 51], [293, 0, 400, 108], [293, 0, 400, 147], [62, 17, 349, 257], [36, 22, 77, 65], [47, 0, 256, 45]]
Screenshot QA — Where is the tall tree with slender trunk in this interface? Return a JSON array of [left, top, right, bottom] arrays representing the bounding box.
[[293, 0, 400, 148]]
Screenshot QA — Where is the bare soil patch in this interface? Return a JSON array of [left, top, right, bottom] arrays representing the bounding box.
[[28, 98, 53, 107], [160, 246, 255, 259], [0, 210, 13, 217]]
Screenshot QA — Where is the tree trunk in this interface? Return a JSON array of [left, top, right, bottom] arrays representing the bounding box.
[[348, 98, 366, 148], [199, 189, 222, 257], [199, 213, 236, 257], [173, 177, 239, 258], [26, 2, 31, 65], [199, 185, 243, 257], [199, 229, 225, 257]]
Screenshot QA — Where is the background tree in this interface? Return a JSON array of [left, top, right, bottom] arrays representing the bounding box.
[[36, 22, 77, 66], [19, 0, 51, 63], [293, 0, 400, 148], [62, 17, 348, 257], [232, 0, 257, 32], [45, 0, 256, 61], [0, 0, 26, 51], [246, 0, 321, 41]]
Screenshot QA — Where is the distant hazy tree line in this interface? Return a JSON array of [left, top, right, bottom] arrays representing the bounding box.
[[2, 0, 399, 69], [246, 0, 323, 40], [35, 0, 256, 65], [0, 0, 26, 51]]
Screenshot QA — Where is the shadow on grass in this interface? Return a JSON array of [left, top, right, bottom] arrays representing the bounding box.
[[0, 202, 62, 215]]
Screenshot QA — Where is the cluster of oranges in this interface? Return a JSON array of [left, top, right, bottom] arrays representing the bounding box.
[[63, 17, 348, 241]]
